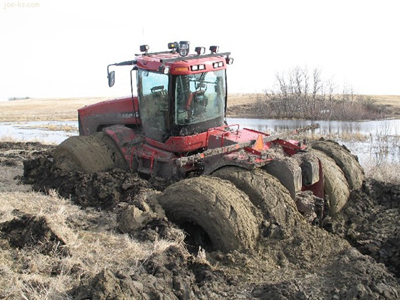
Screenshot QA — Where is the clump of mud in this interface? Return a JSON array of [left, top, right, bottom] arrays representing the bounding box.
[[326, 179, 400, 277], [69, 245, 236, 300], [0, 212, 68, 256], [23, 156, 155, 210], [0, 141, 54, 167], [70, 245, 191, 300], [22, 151, 183, 246]]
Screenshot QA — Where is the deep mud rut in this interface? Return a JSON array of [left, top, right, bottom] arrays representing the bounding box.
[[1, 141, 400, 299]]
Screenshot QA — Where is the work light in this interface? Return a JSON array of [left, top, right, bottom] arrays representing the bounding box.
[[140, 45, 149, 53], [179, 41, 190, 56], [209, 45, 219, 54], [168, 42, 178, 51], [226, 56, 234, 65], [195, 47, 205, 55]]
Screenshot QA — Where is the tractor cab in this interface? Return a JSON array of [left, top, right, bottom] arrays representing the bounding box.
[[107, 41, 233, 143]]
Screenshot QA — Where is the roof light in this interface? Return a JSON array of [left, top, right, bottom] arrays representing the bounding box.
[[198, 64, 205, 70], [178, 41, 190, 57], [209, 45, 219, 54], [226, 56, 234, 65], [195, 46, 205, 55], [168, 42, 178, 51], [140, 45, 149, 53], [191, 65, 199, 71]]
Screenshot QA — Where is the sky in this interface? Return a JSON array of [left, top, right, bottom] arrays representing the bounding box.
[[0, 0, 399, 101]]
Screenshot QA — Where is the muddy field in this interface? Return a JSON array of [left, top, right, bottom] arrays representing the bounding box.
[[1, 141, 400, 299]]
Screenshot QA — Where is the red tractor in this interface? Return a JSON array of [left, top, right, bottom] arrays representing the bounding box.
[[54, 41, 364, 252]]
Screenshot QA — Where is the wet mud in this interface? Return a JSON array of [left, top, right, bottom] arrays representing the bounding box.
[[1, 141, 400, 299]]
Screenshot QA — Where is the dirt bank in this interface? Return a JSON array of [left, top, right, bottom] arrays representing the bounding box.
[[1, 141, 400, 299]]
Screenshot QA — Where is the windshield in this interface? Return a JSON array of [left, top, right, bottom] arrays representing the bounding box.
[[137, 69, 169, 142], [175, 70, 226, 126]]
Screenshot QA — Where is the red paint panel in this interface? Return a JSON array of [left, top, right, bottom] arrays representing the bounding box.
[[78, 97, 140, 135], [79, 97, 138, 118]]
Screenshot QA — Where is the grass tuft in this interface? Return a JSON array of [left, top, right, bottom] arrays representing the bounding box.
[[0, 191, 187, 299], [364, 161, 400, 184]]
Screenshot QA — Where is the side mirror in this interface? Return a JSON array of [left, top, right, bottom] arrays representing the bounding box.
[[108, 70, 115, 87]]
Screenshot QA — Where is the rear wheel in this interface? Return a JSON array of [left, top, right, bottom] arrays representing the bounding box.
[[311, 139, 364, 190], [212, 167, 300, 228], [158, 176, 260, 252], [54, 132, 127, 173], [311, 149, 350, 215]]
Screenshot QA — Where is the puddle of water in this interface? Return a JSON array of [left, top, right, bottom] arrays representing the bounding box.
[[227, 118, 400, 166], [1, 118, 399, 167], [0, 121, 78, 144]]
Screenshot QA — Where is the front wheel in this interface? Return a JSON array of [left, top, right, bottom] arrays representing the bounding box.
[[53, 132, 127, 173], [158, 176, 260, 252]]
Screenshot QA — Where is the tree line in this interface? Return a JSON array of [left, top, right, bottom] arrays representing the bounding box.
[[257, 67, 386, 121]]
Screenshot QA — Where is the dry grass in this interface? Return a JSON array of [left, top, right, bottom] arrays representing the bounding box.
[[228, 93, 264, 106], [0, 165, 32, 193], [0, 189, 186, 299], [0, 135, 19, 143], [288, 130, 370, 143], [369, 95, 400, 109], [0, 97, 109, 122], [364, 161, 400, 185]]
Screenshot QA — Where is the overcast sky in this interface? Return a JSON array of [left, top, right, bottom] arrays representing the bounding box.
[[0, 0, 399, 101]]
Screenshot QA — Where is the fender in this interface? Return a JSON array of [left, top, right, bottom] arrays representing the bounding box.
[[79, 97, 140, 135]]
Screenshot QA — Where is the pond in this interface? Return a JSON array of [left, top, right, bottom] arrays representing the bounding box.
[[0, 121, 78, 144], [227, 118, 400, 166], [0, 118, 399, 167]]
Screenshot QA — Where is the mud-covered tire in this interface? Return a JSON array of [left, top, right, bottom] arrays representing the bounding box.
[[158, 176, 260, 252], [54, 132, 127, 173], [311, 139, 364, 190], [212, 167, 300, 228], [312, 149, 350, 215]]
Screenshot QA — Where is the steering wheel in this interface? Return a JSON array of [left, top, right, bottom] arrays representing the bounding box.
[[151, 85, 165, 93]]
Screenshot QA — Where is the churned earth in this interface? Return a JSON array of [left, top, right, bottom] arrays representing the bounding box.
[[0, 141, 400, 299]]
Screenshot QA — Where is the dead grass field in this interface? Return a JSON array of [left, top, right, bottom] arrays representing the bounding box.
[[368, 95, 400, 108], [0, 97, 109, 122], [0, 94, 399, 122]]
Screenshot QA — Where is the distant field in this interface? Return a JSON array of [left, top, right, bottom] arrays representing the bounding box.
[[0, 94, 399, 122], [0, 97, 110, 122], [368, 95, 400, 108]]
